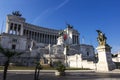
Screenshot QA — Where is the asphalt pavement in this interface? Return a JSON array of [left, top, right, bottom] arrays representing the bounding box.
[[0, 70, 120, 80]]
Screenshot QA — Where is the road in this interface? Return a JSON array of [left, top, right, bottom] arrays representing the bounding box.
[[0, 71, 120, 80]]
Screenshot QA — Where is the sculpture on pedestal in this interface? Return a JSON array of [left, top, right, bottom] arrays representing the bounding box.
[[96, 30, 107, 46], [12, 11, 22, 17], [66, 24, 73, 29], [96, 30, 116, 71]]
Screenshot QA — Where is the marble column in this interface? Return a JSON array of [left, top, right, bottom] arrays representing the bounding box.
[[46, 34, 48, 44], [74, 36, 76, 44], [76, 36, 77, 44], [25, 29, 27, 37], [34, 32, 36, 40], [51, 35, 53, 44], [77, 35, 79, 44], [37, 32, 39, 42], [33, 31, 35, 40], [50, 35, 51, 44], [44, 34, 46, 43], [20, 24, 23, 36], [72, 35, 74, 44], [31, 31, 33, 39], [39, 33, 41, 43], [6, 22, 10, 33], [29, 31, 31, 39], [28, 30, 30, 38], [52, 35, 55, 44], [14, 24, 17, 35], [76, 36, 78, 44], [48, 35, 50, 44], [41, 33, 43, 43], [42, 34, 45, 43], [77, 36, 78, 44], [18, 25, 21, 35], [55, 35, 56, 44], [12, 24, 15, 34], [16, 24, 19, 35], [74, 35, 75, 44]]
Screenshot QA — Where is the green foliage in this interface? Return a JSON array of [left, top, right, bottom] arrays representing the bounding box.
[[34, 62, 42, 80], [0, 46, 23, 58], [66, 68, 91, 70], [55, 61, 66, 72], [36, 62, 42, 70], [0, 45, 24, 80]]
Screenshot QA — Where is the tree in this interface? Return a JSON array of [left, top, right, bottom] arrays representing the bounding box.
[[0, 46, 24, 80], [56, 61, 66, 72], [55, 61, 66, 76], [34, 62, 42, 80]]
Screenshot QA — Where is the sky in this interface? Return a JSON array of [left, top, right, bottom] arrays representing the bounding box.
[[0, 0, 120, 53]]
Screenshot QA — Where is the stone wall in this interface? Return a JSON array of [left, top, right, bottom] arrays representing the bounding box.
[[67, 54, 96, 69], [0, 33, 27, 51]]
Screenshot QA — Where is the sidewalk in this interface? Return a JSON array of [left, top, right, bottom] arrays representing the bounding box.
[[94, 69, 120, 73], [0, 69, 120, 73], [0, 70, 95, 72]]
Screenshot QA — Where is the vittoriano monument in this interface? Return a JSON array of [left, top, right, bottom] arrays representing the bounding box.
[[96, 30, 116, 71]]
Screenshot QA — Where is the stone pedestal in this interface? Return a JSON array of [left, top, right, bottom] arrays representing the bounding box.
[[96, 45, 116, 72], [64, 46, 68, 67]]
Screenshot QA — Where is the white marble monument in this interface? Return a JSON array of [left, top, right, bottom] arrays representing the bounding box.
[[96, 30, 116, 71]]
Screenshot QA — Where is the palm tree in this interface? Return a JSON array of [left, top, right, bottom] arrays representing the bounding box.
[[34, 62, 42, 80], [0, 46, 24, 80]]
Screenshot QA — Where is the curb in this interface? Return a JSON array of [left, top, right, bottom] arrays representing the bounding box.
[[0, 70, 120, 73]]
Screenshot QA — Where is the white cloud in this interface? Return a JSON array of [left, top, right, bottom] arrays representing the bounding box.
[[32, 9, 50, 24], [55, 0, 69, 10]]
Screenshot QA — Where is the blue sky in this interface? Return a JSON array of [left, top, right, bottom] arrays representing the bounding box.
[[0, 0, 120, 53]]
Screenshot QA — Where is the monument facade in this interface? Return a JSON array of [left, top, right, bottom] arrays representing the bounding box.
[[5, 12, 79, 45], [0, 12, 96, 69]]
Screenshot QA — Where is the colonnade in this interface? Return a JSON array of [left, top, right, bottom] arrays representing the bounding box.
[[73, 35, 79, 44], [23, 29, 58, 44], [7, 22, 22, 35], [6, 23, 79, 45]]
